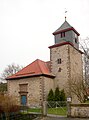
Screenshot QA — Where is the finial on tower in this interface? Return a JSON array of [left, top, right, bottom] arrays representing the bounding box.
[[65, 9, 67, 21], [65, 16, 66, 21]]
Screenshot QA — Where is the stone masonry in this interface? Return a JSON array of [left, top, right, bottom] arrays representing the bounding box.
[[7, 76, 54, 107], [50, 44, 83, 103]]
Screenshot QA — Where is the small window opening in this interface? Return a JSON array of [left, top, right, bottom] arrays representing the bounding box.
[[57, 59, 61, 64], [61, 32, 65, 38], [75, 38, 78, 43], [58, 68, 61, 72]]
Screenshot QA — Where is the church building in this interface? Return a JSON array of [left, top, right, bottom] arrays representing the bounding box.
[[6, 19, 83, 107]]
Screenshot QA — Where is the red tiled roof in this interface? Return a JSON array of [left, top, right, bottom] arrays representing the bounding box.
[[6, 59, 55, 80]]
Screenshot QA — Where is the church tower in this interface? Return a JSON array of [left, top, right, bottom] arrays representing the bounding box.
[[49, 19, 83, 102], [53, 20, 80, 49]]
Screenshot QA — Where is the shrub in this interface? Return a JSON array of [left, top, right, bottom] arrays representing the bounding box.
[[60, 89, 66, 101], [0, 94, 20, 119], [47, 89, 54, 101], [47, 88, 66, 102], [54, 87, 60, 101]]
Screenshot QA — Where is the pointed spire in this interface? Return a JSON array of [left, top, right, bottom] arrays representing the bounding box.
[[53, 20, 80, 36], [53, 20, 72, 35]]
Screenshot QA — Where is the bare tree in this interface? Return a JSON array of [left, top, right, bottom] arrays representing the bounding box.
[[0, 63, 23, 81], [84, 50, 89, 86], [64, 38, 89, 103], [70, 77, 87, 103], [65, 74, 87, 103], [80, 37, 89, 86]]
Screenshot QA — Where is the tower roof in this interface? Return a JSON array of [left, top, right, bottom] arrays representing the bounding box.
[[6, 59, 55, 80], [53, 20, 80, 36]]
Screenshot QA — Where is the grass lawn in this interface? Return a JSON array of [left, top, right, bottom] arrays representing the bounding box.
[[85, 100, 89, 103], [26, 107, 67, 116], [27, 108, 42, 113], [48, 107, 67, 116]]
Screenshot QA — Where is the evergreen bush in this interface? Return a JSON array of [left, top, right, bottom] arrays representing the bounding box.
[[54, 87, 60, 101], [47, 89, 54, 101]]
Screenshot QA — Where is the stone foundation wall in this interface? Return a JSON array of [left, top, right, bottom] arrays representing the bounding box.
[[70, 104, 89, 118]]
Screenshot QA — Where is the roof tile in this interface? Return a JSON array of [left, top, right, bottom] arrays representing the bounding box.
[[6, 59, 54, 80]]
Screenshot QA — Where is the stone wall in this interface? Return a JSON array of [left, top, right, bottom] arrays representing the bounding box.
[[50, 44, 83, 103], [70, 104, 89, 118], [69, 45, 83, 82], [69, 45, 83, 103], [50, 44, 69, 90], [7, 76, 54, 107]]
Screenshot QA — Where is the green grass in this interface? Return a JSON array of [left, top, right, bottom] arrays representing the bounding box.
[[85, 100, 89, 103], [26, 107, 67, 116], [27, 108, 42, 113], [48, 107, 67, 116]]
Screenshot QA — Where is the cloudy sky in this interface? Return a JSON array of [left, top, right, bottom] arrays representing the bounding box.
[[0, 0, 89, 74]]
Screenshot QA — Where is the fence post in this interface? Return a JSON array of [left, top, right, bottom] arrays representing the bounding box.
[[42, 101, 47, 116], [67, 97, 71, 117]]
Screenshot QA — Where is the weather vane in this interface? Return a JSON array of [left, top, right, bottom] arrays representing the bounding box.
[[65, 8, 67, 21]]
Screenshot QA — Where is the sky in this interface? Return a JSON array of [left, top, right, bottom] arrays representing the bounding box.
[[0, 0, 89, 75]]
